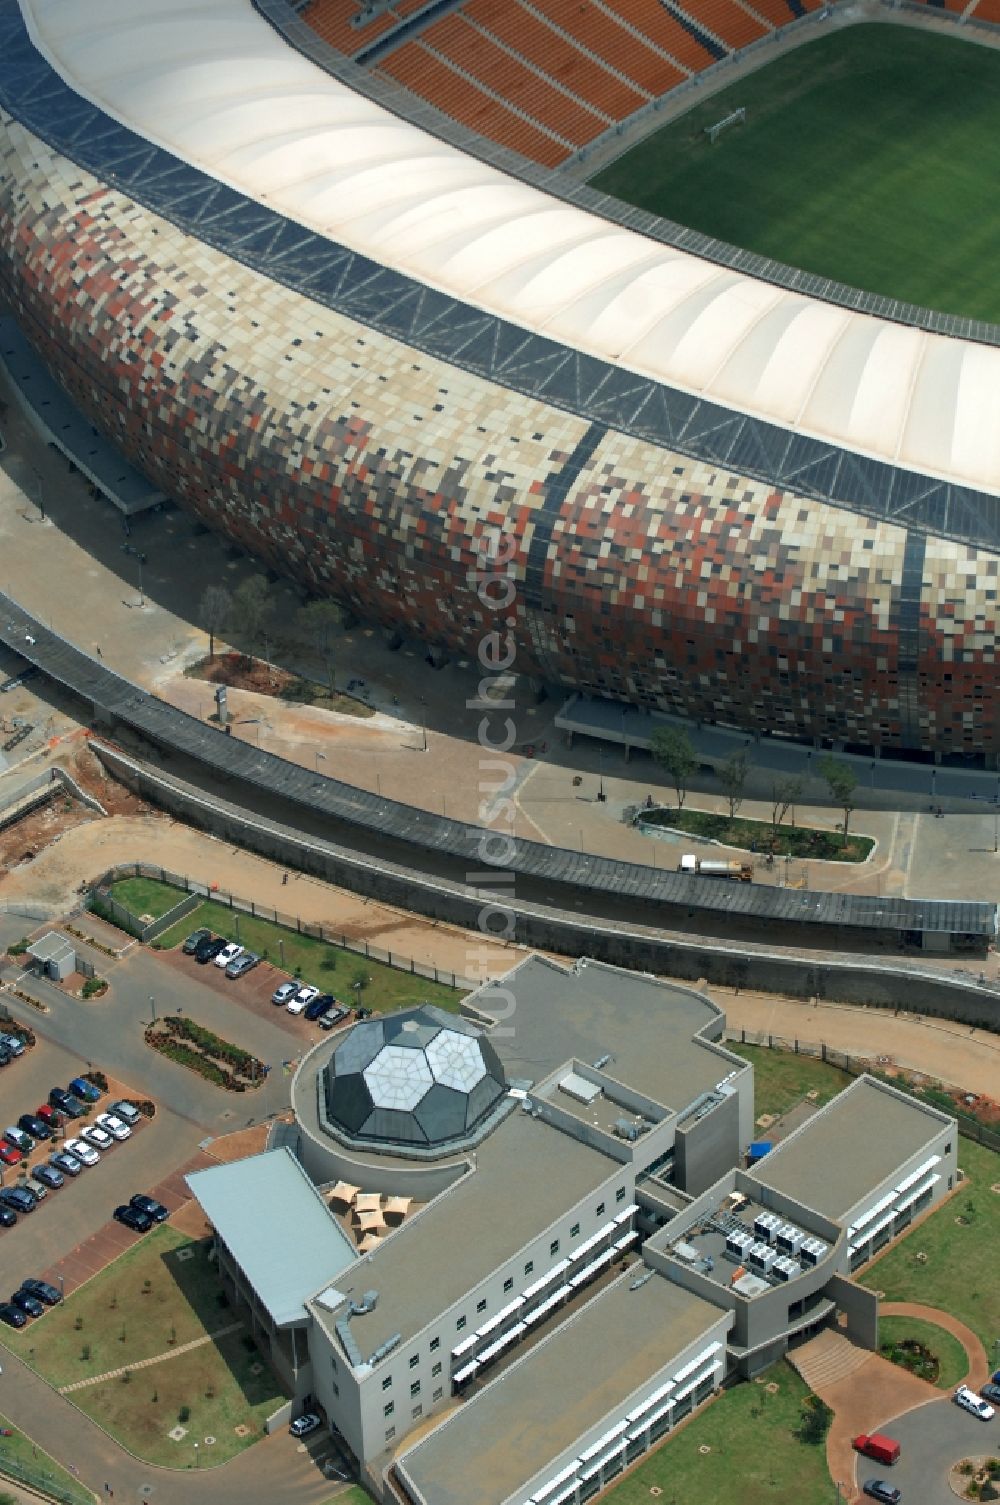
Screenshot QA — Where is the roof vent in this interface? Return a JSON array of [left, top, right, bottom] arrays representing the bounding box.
[[593, 1053, 612, 1070], [629, 1269, 654, 1292]]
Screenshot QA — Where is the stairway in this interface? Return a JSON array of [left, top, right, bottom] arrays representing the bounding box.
[[788, 1330, 873, 1395]]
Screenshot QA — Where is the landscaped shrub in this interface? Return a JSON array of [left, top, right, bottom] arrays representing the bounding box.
[[6, 939, 28, 956], [86, 1069, 108, 1091], [178, 1405, 190, 1423], [81, 977, 107, 1000], [796, 1395, 832, 1444]]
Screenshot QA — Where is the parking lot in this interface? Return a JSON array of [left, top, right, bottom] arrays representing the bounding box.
[[156, 940, 356, 1041]]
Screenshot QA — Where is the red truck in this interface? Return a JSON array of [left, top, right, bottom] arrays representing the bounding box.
[[852, 1434, 901, 1466]]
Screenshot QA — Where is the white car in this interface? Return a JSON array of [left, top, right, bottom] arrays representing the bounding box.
[[271, 981, 298, 1006], [95, 1112, 131, 1142], [287, 985, 319, 1016], [954, 1385, 995, 1421], [81, 1124, 114, 1151], [214, 941, 243, 970], [65, 1137, 100, 1166]]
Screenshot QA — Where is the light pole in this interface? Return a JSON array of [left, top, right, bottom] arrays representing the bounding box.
[[57, 1272, 65, 1300], [193, 1442, 199, 1469], [148, 994, 156, 1025], [121, 544, 147, 607], [315, 750, 327, 773], [420, 698, 427, 753], [31, 468, 44, 522]]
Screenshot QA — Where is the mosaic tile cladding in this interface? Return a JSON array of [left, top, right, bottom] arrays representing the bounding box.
[[0, 115, 998, 755]]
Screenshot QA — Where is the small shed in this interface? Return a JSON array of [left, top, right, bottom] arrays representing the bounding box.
[[26, 932, 76, 981]]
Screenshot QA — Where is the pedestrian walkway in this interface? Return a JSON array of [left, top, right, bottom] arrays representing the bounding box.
[[879, 1301, 988, 1390], [60, 1322, 243, 1393]]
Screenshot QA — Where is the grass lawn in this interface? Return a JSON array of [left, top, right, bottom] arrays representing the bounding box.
[[859, 1139, 1000, 1359], [104, 878, 466, 1012], [325, 1490, 375, 1505], [639, 807, 872, 862], [110, 876, 185, 919], [725, 1043, 854, 1121], [878, 1315, 968, 1390], [604, 1360, 833, 1505], [0, 1411, 95, 1505], [0, 1227, 285, 1467], [590, 24, 1000, 323]]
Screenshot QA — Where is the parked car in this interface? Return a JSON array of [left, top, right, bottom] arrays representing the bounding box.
[[981, 1383, 1000, 1405], [49, 1088, 86, 1119], [304, 992, 337, 1022], [289, 1413, 322, 1439], [95, 1112, 131, 1142], [32, 1163, 64, 1190], [81, 1124, 114, 1152], [129, 1193, 169, 1223], [0, 1144, 22, 1167], [318, 1006, 349, 1032], [214, 941, 243, 970], [182, 928, 213, 955], [114, 1203, 153, 1233], [853, 1435, 901, 1466], [287, 985, 320, 1016], [955, 1385, 995, 1421], [271, 980, 298, 1006], [68, 1076, 103, 1104], [4, 1127, 33, 1155], [0, 1044, 11, 1067], [20, 1279, 62, 1306], [0, 1302, 27, 1329], [50, 1150, 83, 1178], [37, 1103, 65, 1128], [64, 1137, 99, 1167], [194, 935, 227, 965], [226, 951, 260, 979], [10, 1289, 44, 1319], [861, 1481, 901, 1503], [0, 1033, 25, 1056], [22, 1177, 46, 1201], [17, 1113, 53, 1142], [110, 1099, 141, 1125], [0, 1186, 37, 1215], [0, 1207, 15, 1229]]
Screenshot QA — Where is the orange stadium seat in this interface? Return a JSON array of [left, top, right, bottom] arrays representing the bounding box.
[[527, 0, 687, 90], [974, 0, 1000, 18], [740, 0, 795, 26], [378, 46, 570, 165], [302, 0, 398, 56], [422, 13, 608, 143], [689, 0, 768, 48], [600, 0, 719, 70]]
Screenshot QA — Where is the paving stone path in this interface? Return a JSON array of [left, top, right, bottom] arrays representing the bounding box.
[[58, 1321, 243, 1393]]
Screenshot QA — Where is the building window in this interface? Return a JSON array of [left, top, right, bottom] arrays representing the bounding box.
[[412, 1405, 422, 1420], [385, 1427, 396, 1442], [550, 1239, 559, 1256], [503, 1277, 514, 1293], [596, 1202, 605, 1217], [432, 1362, 442, 1377], [570, 1223, 580, 1238], [433, 1387, 443, 1402], [383, 1402, 394, 1418], [410, 1381, 421, 1398], [477, 1299, 487, 1313], [945, 1142, 952, 1154], [456, 1316, 466, 1331], [330, 1355, 338, 1373], [382, 1376, 392, 1391], [409, 1354, 419, 1369], [430, 1337, 440, 1352], [616, 1187, 627, 1203], [331, 1380, 339, 1397], [524, 1260, 534, 1276]]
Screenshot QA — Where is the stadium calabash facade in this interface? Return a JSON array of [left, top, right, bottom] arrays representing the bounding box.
[[3, 0, 1000, 757]]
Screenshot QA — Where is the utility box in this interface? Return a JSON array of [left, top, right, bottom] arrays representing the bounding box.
[[26, 931, 76, 981]]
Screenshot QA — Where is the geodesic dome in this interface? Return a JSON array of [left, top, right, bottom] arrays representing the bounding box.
[[323, 1006, 507, 1151]]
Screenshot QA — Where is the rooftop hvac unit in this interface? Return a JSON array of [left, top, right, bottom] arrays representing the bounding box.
[[775, 1225, 804, 1256], [559, 1072, 601, 1105], [725, 1229, 754, 1260], [771, 1256, 801, 1283], [746, 1241, 776, 1274], [672, 1240, 700, 1264], [613, 1118, 643, 1142], [753, 1211, 781, 1244], [799, 1237, 829, 1267]]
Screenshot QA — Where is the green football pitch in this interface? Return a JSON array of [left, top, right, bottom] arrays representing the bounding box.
[[588, 23, 1000, 323]]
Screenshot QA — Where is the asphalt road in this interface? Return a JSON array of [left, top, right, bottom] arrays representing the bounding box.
[[871, 1394, 1000, 1503]]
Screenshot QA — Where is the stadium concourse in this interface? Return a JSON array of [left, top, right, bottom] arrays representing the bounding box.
[[4, 0, 1000, 766]]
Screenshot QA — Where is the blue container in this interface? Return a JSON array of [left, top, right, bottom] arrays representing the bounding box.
[[747, 1140, 772, 1163]]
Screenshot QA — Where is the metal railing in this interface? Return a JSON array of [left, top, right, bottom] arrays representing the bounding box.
[[0, 1447, 93, 1505]]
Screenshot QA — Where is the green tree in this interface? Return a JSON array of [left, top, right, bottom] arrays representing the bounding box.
[[296, 598, 343, 694], [650, 726, 696, 811], [718, 747, 751, 820], [769, 774, 805, 843], [820, 755, 858, 845], [198, 583, 231, 661], [226, 575, 275, 669]]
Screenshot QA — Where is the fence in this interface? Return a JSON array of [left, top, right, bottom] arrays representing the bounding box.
[[724, 1028, 1000, 1152], [0, 1447, 90, 1505], [92, 864, 476, 991]]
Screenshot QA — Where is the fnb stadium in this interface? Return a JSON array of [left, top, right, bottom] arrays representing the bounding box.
[[3, 0, 1000, 760]]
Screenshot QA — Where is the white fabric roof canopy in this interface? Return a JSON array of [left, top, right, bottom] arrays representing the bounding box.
[[20, 0, 1000, 495]]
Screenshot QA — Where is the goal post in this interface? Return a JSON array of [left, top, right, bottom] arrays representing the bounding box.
[[705, 106, 746, 144]]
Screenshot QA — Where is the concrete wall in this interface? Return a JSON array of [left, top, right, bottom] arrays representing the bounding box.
[[674, 1092, 742, 1199], [826, 1274, 878, 1352], [96, 746, 1000, 1032]]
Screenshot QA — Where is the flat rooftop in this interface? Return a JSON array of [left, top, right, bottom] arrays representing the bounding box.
[[311, 1111, 615, 1357], [397, 1270, 727, 1505], [746, 1076, 951, 1222], [186, 1148, 356, 1327], [471, 956, 743, 1114]]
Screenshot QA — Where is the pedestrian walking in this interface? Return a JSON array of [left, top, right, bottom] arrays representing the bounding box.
[[282, 872, 289, 885]]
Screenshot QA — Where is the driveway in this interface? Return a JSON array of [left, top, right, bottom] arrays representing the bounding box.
[[878, 1394, 999, 1504]]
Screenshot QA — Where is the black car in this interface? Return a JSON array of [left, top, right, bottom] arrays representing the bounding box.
[[318, 1006, 349, 1031], [0, 1207, 15, 1229], [182, 927, 213, 955], [862, 1484, 901, 1505], [194, 935, 227, 964], [32, 1163, 64, 1190], [114, 1204, 153, 1233], [981, 1382, 1000, 1405], [20, 1279, 62, 1306], [49, 1088, 87, 1119], [0, 1187, 36, 1215], [0, 1045, 11, 1067], [305, 992, 337, 1022], [11, 1289, 44, 1319], [17, 1113, 53, 1141], [129, 1194, 169, 1223], [0, 1302, 26, 1329]]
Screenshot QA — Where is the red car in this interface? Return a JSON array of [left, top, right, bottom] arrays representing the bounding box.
[[0, 1145, 22, 1167], [36, 1104, 64, 1128]]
